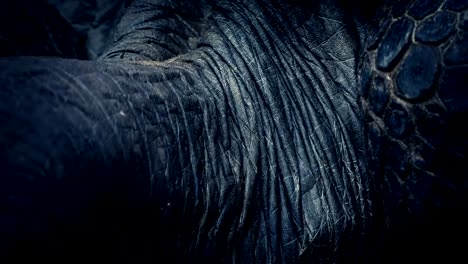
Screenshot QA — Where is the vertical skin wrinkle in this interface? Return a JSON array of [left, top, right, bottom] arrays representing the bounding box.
[[0, 0, 372, 263]]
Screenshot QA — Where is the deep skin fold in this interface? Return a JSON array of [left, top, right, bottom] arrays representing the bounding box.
[[0, 0, 374, 262]]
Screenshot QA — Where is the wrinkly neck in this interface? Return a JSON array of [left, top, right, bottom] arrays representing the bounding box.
[[165, 0, 373, 260]]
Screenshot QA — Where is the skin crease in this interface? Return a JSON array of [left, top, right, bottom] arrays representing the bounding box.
[[0, 0, 466, 263]]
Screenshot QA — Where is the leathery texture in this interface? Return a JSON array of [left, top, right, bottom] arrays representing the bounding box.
[[162, 2, 371, 262], [360, 0, 468, 262], [0, 0, 371, 262]]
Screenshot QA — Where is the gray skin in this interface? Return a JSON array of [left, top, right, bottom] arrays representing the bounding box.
[[0, 0, 466, 263]]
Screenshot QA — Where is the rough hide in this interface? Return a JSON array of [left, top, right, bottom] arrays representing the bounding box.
[[0, 0, 467, 263]]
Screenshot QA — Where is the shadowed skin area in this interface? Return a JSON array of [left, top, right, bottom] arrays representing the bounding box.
[[2, 0, 465, 263], [0, 0, 370, 262]]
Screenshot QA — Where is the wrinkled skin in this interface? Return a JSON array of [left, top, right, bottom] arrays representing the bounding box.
[[0, 0, 466, 263]]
